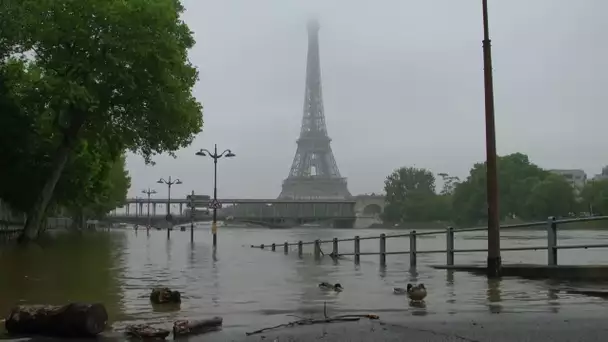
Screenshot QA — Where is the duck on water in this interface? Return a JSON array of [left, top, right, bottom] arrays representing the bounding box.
[[394, 283, 427, 301], [319, 282, 343, 292]]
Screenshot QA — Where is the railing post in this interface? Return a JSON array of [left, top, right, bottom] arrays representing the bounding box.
[[260, 244, 265, 249], [446, 226, 455, 266], [314, 239, 321, 260], [379, 234, 386, 266], [298, 241, 303, 257], [332, 238, 339, 257], [271, 243, 276, 252], [354, 235, 360, 264], [284, 242, 289, 254], [410, 231, 417, 267], [547, 216, 557, 266]]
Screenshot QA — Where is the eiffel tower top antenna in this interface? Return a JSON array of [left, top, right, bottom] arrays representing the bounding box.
[[307, 17, 320, 33]]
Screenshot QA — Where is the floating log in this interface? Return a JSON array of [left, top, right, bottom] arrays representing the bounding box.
[[150, 287, 181, 304], [126, 324, 170, 340], [4, 303, 108, 337], [172, 317, 223, 337]]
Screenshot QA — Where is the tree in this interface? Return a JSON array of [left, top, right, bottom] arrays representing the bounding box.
[[2, 0, 203, 241], [522, 174, 576, 220], [580, 179, 608, 216], [0, 61, 53, 212], [54, 145, 131, 225], [383, 167, 437, 222], [87, 154, 131, 218], [1, 62, 130, 224], [437, 173, 460, 195], [452, 153, 549, 225]]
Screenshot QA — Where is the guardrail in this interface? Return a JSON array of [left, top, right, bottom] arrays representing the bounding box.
[[250, 216, 608, 267]]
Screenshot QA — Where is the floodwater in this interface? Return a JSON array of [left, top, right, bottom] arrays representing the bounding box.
[[1, 226, 608, 334]]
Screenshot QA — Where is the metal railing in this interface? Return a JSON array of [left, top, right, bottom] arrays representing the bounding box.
[[250, 216, 608, 267]]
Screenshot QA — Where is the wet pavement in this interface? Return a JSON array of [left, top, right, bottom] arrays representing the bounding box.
[[4, 313, 608, 341]]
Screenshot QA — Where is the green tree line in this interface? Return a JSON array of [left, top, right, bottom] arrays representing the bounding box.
[[0, 0, 203, 241], [383, 153, 608, 226]]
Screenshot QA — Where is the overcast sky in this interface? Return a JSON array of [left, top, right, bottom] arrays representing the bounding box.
[[126, 0, 607, 200]]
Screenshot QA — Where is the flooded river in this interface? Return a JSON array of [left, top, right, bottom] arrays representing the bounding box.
[[1, 226, 608, 333]]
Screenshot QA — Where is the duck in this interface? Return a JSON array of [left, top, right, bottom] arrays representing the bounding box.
[[319, 282, 343, 292], [406, 283, 427, 301]]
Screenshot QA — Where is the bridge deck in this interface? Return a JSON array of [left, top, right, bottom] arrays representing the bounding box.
[[123, 198, 358, 204]]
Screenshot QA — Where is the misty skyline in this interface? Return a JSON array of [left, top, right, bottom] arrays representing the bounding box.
[[126, 0, 607, 200]]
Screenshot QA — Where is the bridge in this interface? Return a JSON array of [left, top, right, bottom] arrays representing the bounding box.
[[108, 196, 386, 228]]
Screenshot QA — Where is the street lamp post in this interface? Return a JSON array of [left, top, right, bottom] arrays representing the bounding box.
[[157, 176, 182, 239], [142, 188, 157, 232], [481, 0, 501, 277], [195, 144, 235, 248]]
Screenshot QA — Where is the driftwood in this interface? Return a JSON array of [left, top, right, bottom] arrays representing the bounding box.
[[245, 302, 379, 336], [172, 317, 223, 337], [126, 324, 171, 340], [150, 287, 181, 304], [4, 303, 108, 337]]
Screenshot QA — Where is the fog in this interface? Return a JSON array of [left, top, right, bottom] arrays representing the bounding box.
[[127, 0, 608, 199]]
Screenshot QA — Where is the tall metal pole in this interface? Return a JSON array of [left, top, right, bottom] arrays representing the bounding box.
[[195, 144, 235, 248], [482, 0, 501, 277], [147, 193, 151, 231], [190, 190, 195, 242], [212, 144, 218, 248], [157, 176, 181, 238], [167, 179, 172, 239]]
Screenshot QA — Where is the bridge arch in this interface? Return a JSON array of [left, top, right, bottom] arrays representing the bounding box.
[[362, 203, 382, 215], [354, 195, 386, 216]]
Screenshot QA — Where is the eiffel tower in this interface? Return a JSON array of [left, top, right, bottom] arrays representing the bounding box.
[[279, 19, 352, 200]]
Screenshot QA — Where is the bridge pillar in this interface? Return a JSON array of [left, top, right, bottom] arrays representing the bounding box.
[[139, 203, 143, 217], [179, 203, 183, 216], [153, 203, 157, 216], [126, 204, 130, 216]]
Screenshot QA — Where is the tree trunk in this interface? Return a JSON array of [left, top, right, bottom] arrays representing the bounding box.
[[19, 113, 85, 243], [4, 303, 108, 337], [172, 317, 223, 337]]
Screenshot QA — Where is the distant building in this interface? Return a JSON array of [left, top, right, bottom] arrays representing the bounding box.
[[549, 169, 587, 190], [592, 166, 608, 181]]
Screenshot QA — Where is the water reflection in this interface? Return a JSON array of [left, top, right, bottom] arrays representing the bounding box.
[[486, 278, 502, 314], [445, 271, 456, 306], [0, 232, 125, 323], [409, 300, 428, 316], [378, 266, 386, 279], [151, 302, 181, 313], [2, 227, 608, 332], [547, 288, 560, 314]]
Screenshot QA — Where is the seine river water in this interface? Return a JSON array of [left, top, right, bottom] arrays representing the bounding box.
[[1, 226, 608, 334]]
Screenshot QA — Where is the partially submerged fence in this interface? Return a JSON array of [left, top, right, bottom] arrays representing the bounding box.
[[1, 199, 74, 242], [0, 199, 26, 241], [250, 216, 608, 267]]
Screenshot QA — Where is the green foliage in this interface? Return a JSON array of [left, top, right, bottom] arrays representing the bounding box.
[[522, 174, 576, 220], [580, 180, 608, 215], [0, 62, 51, 212], [1, 62, 131, 219], [1, 0, 202, 237], [382, 153, 583, 226], [437, 173, 460, 195], [383, 167, 439, 223], [451, 153, 550, 224], [6, 0, 203, 160]]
